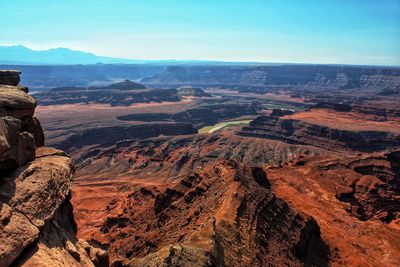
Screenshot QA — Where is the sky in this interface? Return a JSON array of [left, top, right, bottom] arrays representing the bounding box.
[[1, 0, 399, 65]]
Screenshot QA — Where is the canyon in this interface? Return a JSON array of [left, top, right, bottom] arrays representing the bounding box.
[[1, 65, 400, 267], [141, 65, 400, 92], [0, 71, 108, 267]]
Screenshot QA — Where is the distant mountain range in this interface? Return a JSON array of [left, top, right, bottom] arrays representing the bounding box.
[[2, 45, 398, 67], [0, 45, 268, 65], [0, 45, 146, 65]]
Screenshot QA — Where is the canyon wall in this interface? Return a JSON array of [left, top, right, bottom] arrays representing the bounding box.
[[237, 115, 400, 152], [34, 88, 180, 106], [142, 65, 400, 90], [56, 122, 198, 153]]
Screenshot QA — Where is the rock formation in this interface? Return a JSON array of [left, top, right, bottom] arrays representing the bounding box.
[[177, 87, 211, 97], [0, 76, 42, 170], [102, 79, 147, 90], [86, 160, 330, 266], [0, 70, 20, 86], [237, 115, 400, 152], [34, 86, 180, 106], [70, 128, 400, 266], [270, 108, 295, 117], [73, 133, 332, 175], [313, 102, 400, 118], [323, 150, 400, 222], [56, 122, 198, 153], [0, 71, 107, 267], [141, 65, 400, 90]]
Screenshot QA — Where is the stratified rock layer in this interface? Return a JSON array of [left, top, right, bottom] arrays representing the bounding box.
[[56, 122, 198, 153], [91, 160, 329, 266], [238, 115, 400, 152], [142, 65, 400, 90]]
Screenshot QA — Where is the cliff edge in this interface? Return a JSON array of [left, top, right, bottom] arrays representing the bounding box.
[[0, 70, 108, 267]]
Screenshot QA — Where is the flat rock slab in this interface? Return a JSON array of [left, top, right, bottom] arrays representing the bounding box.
[[0, 86, 36, 119], [0, 70, 21, 86]]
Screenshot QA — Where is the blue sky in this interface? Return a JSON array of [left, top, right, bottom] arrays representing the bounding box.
[[1, 0, 399, 65]]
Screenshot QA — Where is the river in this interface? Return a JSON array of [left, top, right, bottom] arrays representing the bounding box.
[[198, 120, 252, 134]]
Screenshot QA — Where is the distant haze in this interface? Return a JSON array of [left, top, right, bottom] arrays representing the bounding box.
[[1, 0, 399, 65], [0, 45, 279, 65]]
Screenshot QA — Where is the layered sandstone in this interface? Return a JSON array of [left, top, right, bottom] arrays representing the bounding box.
[[86, 160, 330, 266], [56, 122, 198, 153], [70, 132, 335, 265], [0, 71, 107, 267], [323, 150, 400, 222], [34, 84, 180, 106], [71, 127, 400, 266], [142, 65, 400, 90], [267, 150, 400, 266], [314, 102, 400, 118], [237, 115, 400, 152]]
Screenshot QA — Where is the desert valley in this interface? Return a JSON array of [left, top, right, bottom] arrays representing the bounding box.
[[1, 1, 400, 266], [1, 63, 399, 266]]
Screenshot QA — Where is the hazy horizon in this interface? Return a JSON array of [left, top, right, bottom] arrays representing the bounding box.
[[1, 0, 400, 65]]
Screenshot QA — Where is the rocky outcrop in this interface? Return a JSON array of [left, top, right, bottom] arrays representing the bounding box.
[[0, 116, 35, 170], [351, 104, 400, 118], [0, 81, 42, 170], [237, 116, 400, 152], [72, 132, 331, 174], [89, 160, 329, 266], [34, 87, 180, 106], [271, 108, 294, 117], [56, 122, 197, 153], [0, 85, 36, 120], [268, 149, 400, 223], [177, 87, 211, 97], [71, 128, 400, 266], [102, 79, 146, 90], [313, 102, 400, 118], [0, 71, 107, 266], [331, 150, 400, 222], [0, 71, 20, 86], [314, 102, 352, 112]]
